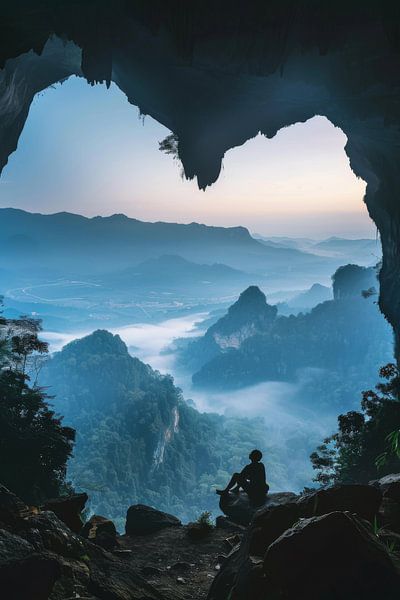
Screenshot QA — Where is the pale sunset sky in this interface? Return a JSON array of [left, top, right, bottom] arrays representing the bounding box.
[[0, 76, 373, 239]]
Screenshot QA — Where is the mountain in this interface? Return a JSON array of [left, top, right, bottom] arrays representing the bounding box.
[[277, 283, 333, 315], [203, 286, 277, 347], [176, 286, 277, 372], [332, 264, 379, 299], [288, 283, 332, 307], [311, 237, 381, 265], [40, 330, 276, 527], [253, 234, 381, 267], [0, 208, 336, 281], [180, 265, 393, 411], [313, 236, 378, 253], [107, 255, 256, 290], [253, 235, 317, 252]]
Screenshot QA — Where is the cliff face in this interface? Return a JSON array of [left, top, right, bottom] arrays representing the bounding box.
[[207, 286, 277, 349], [1, 2, 400, 348]]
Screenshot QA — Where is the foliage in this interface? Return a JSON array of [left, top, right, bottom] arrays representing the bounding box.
[[332, 264, 378, 300], [0, 304, 75, 504], [195, 510, 214, 530], [310, 364, 400, 485], [159, 133, 179, 158], [40, 330, 273, 528]]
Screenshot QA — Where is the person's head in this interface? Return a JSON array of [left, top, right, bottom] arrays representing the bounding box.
[[249, 449, 263, 463]]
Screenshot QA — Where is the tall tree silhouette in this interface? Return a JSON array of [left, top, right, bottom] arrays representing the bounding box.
[[0, 304, 75, 503]]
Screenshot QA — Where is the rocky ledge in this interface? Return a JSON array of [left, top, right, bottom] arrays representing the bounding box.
[[0, 484, 242, 600], [2, 477, 400, 599], [211, 477, 400, 599]]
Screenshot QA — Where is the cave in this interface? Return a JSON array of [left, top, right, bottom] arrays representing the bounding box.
[[2, 5, 400, 598], [1, 3, 399, 358]]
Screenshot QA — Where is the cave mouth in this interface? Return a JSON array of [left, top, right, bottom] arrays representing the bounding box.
[[0, 3, 399, 526], [0, 71, 389, 384], [1, 17, 399, 351], [2, 74, 373, 245]]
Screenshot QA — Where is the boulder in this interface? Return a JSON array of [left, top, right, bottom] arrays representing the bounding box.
[[207, 544, 247, 600], [0, 484, 30, 527], [0, 488, 168, 600], [379, 496, 400, 533], [81, 514, 118, 550], [371, 473, 400, 503], [42, 492, 88, 533], [297, 484, 381, 523], [0, 528, 61, 600], [264, 511, 400, 599], [208, 501, 299, 600], [248, 501, 300, 556], [219, 491, 297, 526], [20, 510, 87, 559], [125, 504, 181, 535], [210, 484, 395, 600], [215, 515, 244, 532]]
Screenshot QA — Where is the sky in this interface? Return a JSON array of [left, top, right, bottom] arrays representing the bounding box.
[[0, 76, 374, 238]]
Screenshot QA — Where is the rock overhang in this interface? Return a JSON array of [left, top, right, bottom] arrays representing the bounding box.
[[1, 1, 400, 344]]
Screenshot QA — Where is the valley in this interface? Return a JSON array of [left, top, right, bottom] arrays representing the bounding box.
[[0, 208, 389, 525]]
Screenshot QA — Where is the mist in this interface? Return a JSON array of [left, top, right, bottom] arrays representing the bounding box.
[[43, 314, 339, 493]]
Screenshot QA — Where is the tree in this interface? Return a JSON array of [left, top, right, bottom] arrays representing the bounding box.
[[311, 364, 400, 485], [0, 306, 75, 504]]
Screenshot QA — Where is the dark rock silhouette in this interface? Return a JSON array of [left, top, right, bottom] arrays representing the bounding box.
[[2, 480, 400, 600], [380, 497, 400, 535], [211, 483, 399, 600], [219, 491, 297, 526], [81, 514, 118, 550], [248, 501, 300, 556], [42, 492, 88, 533], [0, 485, 168, 600], [215, 516, 244, 532], [265, 511, 399, 599], [126, 505, 181, 536], [296, 483, 382, 523], [0, 529, 61, 600], [371, 473, 400, 503]]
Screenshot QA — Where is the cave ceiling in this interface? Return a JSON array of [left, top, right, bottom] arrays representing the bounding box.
[[1, 1, 400, 345]]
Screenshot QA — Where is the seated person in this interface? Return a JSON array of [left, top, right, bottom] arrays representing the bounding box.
[[216, 449, 269, 505]]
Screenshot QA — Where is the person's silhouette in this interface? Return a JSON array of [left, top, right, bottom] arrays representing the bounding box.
[[216, 449, 269, 505]]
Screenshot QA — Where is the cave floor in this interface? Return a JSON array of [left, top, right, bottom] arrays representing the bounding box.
[[116, 524, 241, 600]]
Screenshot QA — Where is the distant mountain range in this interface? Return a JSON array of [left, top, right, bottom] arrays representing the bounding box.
[[253, 234, 381, 266], [0, 209, 382, 330], [277, 283, 333, 315], [0, 209, 337, 285], [107, 254, 255, 290]]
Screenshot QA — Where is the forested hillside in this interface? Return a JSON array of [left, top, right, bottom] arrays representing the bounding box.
[[40, 330, 280, 528], [182, 265, 393, 412]]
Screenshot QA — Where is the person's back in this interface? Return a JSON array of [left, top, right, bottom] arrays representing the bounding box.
[[243, 460, 266, 492]]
